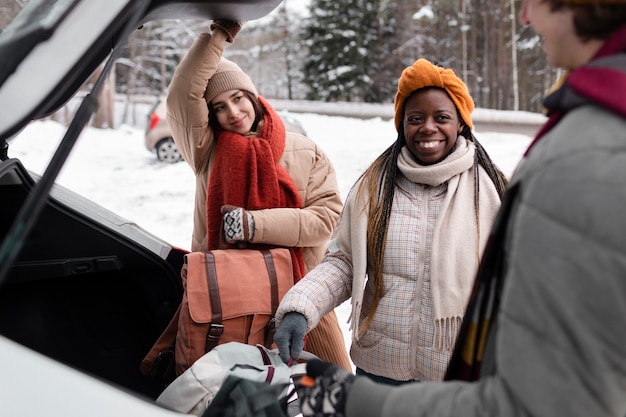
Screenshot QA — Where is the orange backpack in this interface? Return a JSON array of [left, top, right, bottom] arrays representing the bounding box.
[[140, 248, 294, 384]]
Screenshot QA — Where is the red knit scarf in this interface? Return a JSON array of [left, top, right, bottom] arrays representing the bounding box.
[[206, 96, 306, 282]]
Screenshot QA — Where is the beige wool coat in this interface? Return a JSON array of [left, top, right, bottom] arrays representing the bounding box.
[[166, 30, 343, 269], [165, 29, 351, 370]]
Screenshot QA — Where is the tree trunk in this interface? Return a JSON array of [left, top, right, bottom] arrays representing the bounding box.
[[92, 65, 116, 129], [510, 0, 519, 110]]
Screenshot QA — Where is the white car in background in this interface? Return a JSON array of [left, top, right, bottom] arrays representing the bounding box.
[[145, 96, 307, 163]]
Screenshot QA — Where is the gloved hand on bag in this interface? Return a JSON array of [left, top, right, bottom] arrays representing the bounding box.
[[298, 359, 356, 417], [221, 205, 255, 243], [274, 312, 307, 364], [210, 19, 245, 43]]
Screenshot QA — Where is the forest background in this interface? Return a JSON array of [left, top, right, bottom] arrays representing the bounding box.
[[1, 0, 557, 127]]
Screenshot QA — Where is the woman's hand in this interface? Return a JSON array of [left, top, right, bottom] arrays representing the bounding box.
[[221, 205, 255, 242], [274, 312, 307, 364], [298, 359, 356, 417], [210, 20, 245, 43]]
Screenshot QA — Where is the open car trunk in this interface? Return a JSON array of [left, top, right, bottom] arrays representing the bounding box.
[[0, 156, 185, 399], [0, 1, 282, 411]]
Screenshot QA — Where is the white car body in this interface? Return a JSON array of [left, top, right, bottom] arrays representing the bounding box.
[[0, 335, 187, 417]]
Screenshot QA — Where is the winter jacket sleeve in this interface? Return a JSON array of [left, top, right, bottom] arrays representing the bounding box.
[[343, 107, 626, 417], [250, 133, 343, 250], [275, 180, 366, 332], [166, 30, 228, 174], [275, 248, 353, 332]]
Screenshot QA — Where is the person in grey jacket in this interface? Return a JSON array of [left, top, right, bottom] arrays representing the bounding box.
[[293, 1, 626, 416], [274, 58, 508, 384]]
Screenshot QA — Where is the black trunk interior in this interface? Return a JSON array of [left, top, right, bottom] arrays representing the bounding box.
[[0, 158, 184, 400]]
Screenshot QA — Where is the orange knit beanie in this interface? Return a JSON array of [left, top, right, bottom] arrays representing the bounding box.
[[394, 58, 474, 131]]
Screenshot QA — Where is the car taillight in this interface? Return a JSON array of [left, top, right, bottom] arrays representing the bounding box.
[[148, 113, 160, 130]]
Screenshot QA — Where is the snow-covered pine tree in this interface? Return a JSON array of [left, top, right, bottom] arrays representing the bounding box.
[[302, 0, 399, 103]]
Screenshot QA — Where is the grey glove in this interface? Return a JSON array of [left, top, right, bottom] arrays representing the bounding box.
[[221, 205, 255, 243], [298, 359, 355, 417], [210, 19, 244, 43], [274, 312, 307, 364]]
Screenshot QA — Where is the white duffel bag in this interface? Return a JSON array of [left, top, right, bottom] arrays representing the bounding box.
[[156, 342, 307, 416]]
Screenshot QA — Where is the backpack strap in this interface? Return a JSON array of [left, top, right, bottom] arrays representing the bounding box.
[[261, 250, 280, 348], [139, 304, 180, 385], [262, 250, 279, 314], [204, 251, 224, 352]]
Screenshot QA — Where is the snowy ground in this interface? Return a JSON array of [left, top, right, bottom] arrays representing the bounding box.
[[9, 111, 534, 366]]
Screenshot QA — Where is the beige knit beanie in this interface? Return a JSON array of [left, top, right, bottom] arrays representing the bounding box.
[[204, 58, 258, 104]]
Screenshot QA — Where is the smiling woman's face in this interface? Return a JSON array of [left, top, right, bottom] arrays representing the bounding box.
[[211, 89, 256, 134], [403, 88, 463, 165]]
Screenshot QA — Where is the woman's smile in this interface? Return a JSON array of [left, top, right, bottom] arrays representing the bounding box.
[[403, 88, 462, 165], [416, 140, 445, 150]]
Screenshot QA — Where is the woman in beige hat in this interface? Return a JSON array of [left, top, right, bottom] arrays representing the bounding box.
[[166, 20, 352, 371], [275, 57, 507, 385]]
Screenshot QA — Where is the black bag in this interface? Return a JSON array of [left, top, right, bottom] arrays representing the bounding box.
[[201, 374, 291, 417]]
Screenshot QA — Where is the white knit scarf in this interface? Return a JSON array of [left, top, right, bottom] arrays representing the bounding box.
[[396, 137, 494, 351]]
